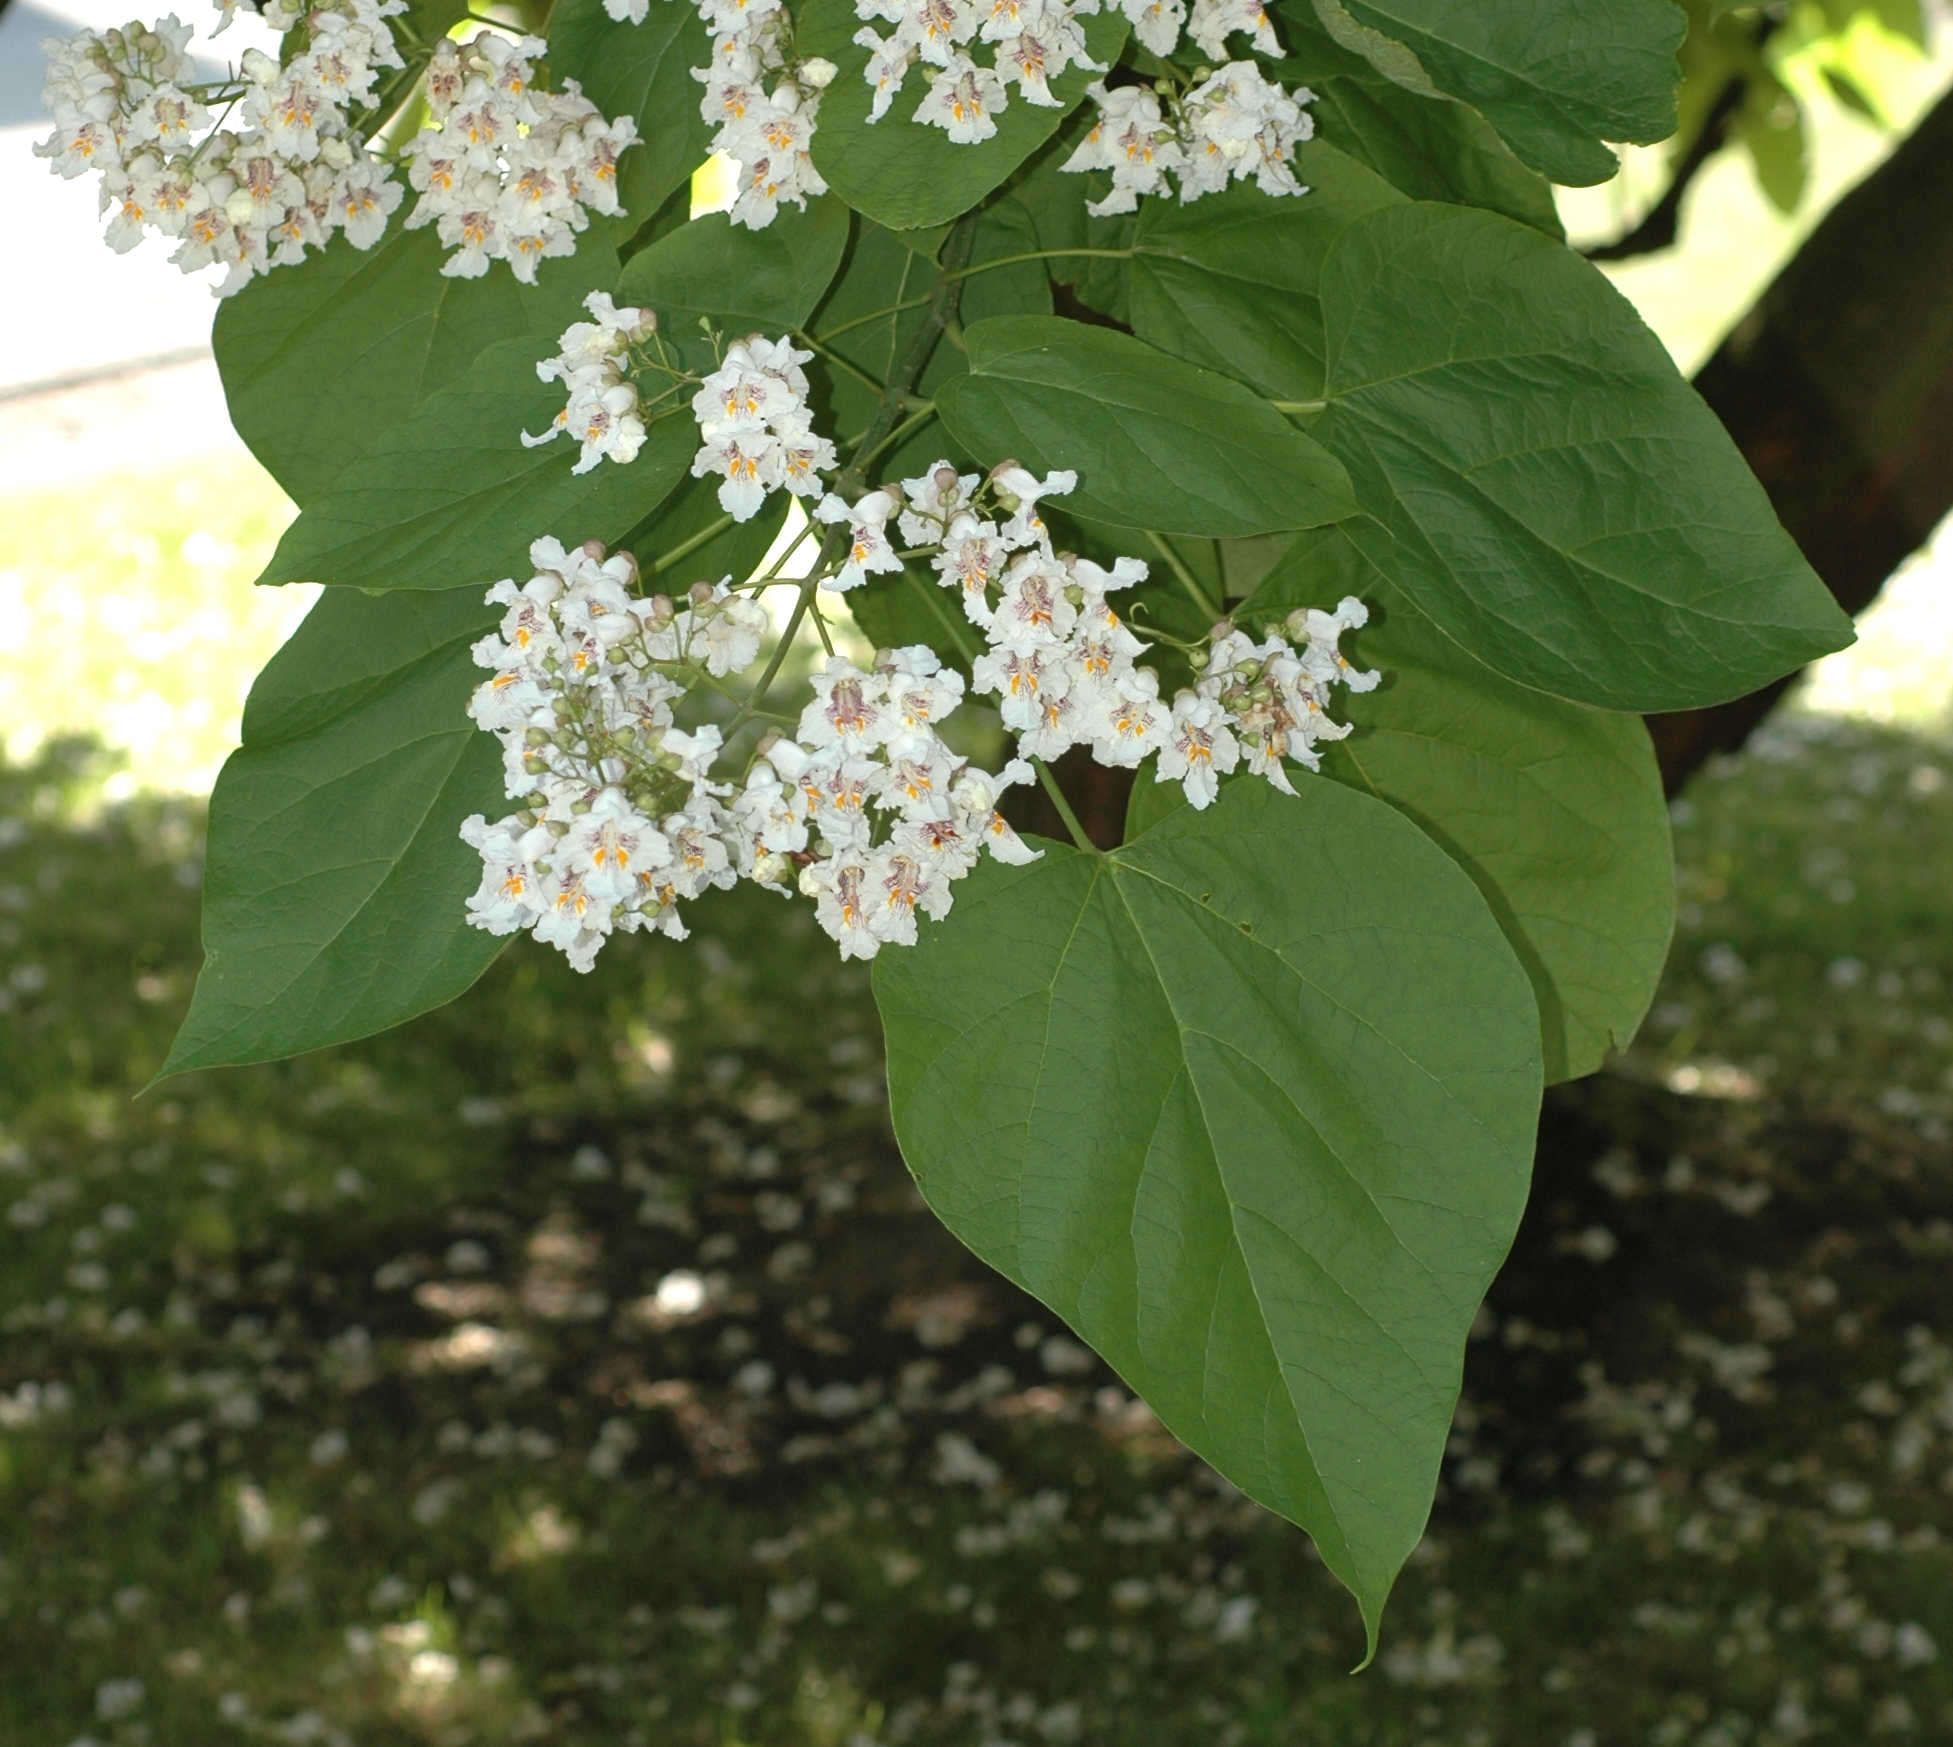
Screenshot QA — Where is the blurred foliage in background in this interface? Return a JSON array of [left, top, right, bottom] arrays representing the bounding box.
[[1679, 1, 1929, 217]]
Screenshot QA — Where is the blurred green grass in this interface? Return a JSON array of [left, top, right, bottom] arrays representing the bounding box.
[[3, 706, 1953, 1745]]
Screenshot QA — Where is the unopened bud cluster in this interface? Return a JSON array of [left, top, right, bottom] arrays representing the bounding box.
[[402, 31, 639, 281], [37, 0, 405, 293]]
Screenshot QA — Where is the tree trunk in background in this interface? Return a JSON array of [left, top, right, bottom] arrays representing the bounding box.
[[1652, 86, 1953, 792]]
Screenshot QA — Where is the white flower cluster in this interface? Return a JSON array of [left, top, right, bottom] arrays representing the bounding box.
[[1063, 63, 1314, 215], [522, 291, 658, 474], [401, 31, 639, 281], [604, 0, 836, 232], [690, 335, 837, 520], [1171, 601, 1378, 803], [754, 652, 1041, 960], [460, 537, 1041, 969], [832, 458, 1376, 808], [462, 536, 769, 970], [36, 0, 405, 294], [853, 0, 1104, 144]]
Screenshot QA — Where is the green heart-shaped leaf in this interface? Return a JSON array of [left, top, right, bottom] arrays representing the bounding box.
[[874, 777, 1542, 1650]]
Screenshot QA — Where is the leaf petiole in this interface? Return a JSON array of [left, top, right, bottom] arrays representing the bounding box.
[[1144, 531, 1221, 623], [646, 513, 736, 578], [1032, 758, 1099, 855], [938, 247, 1135, 285]]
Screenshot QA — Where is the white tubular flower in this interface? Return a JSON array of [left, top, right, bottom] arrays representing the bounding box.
[[1085, 664, 1168, 767], [984, 0, 1100, 108], [856, 25, 917, 120], [990, 463, 1076, 551], [801, 854, 882, 960], [971, 643, 1062, 733], [38, 0, 411, 292], [915, 53, 1005, 143], [1180, 62, 1314, 202], [1061, 81, 1183, 215], [690, 335, 833, 521], [1157, 692, 1239, 808], [671, 581, 761, 675], [933, 513, 1007, 627], [460, 813, 551, 934], [1116, 0, 1184, 54], [990, 552, 1078, 649], [906, 0, 978, 66], [815, 489, 906, 591], [1187, 0, 1280, 62], [1295, 595, 1380, 693], [562, 788, 672, 903]]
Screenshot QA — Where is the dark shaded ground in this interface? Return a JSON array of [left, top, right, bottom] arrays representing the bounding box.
[[3, 718, 1953, 1746]]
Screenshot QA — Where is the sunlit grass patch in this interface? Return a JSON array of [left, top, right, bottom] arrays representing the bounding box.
[[0, 457, 307, 797]]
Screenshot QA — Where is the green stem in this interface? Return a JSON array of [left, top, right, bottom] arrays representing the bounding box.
[[647, 513, 736, 578], [939, 247, 1136, 284], [1145, 531, 1221, 622], [809, 594, 836, 655], [1033, 758, 1099, 855], [903, 568, 978, 661], [740, 582, 816, 724], [849, 400, 940, 484], [793, 330, 886, 396], [813, 294, 935, 344]]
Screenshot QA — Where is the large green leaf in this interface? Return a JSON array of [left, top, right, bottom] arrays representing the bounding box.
[[259, 336, 692, 592], [1311, 0, 1684, 185], [874, 777, 1542, 1648], [1265, 2, 1562, 234], [1313, 203, 1852, 711], [800, 0, 1126, 231], [1242, 530, 1674, 1083], [212, 226, 617, 507], [617, 196, 852, 332], [158, 588, 505, 1078], [1128, 149, 1406, 402], [546, 0, 712, 235], [935, 316, 1357, 538]]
